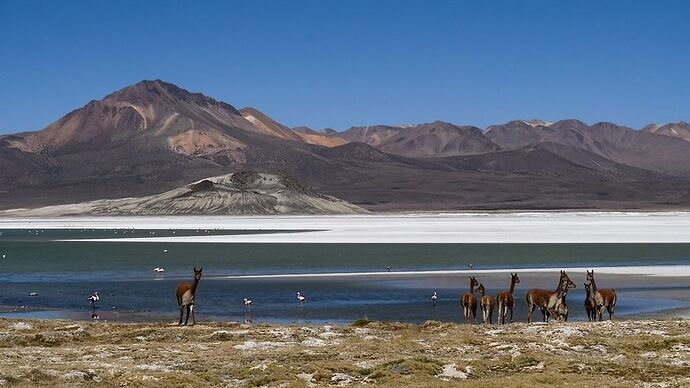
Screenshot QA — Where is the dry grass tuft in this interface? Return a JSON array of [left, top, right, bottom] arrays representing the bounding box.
[[0, 318, 687, 387]]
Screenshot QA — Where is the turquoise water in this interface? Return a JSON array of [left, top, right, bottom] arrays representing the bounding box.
[[1, 228, 689, 323]]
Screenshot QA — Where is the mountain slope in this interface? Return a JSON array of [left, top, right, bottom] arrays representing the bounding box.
[[373, 121, 500, 157], [292, 126, 348, 147], [237, 108, 348, 147], [239, 107, 304, 142], [542, 121, 690, 176], [340, 125, 403, 146], [341, 122, 501, 157], [485, 120, 555, 149], [437, 142, 662, 182], [483, 118, 690, 177]]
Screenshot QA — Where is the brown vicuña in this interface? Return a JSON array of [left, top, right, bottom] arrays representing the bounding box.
[[584, 282, 597, 322], [552, 279, 573, 322], [477, 283, 495, 324], [176, 267, 203, 326], [525, 270, 575, 323], [496, 273, 520, 324], [586, 270, 617, 321], [460, 276, 479, 323]]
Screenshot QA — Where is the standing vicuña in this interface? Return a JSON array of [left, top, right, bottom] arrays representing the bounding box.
[[584, 282, 597, 322], [176, 267, 203, 326], [525, 270, 575, 323], [551, 278, 574, 322], [496, 273, 520, 324], [585, 270, 617, 321], [460, 276, 479, 323], [477, 283, 494, 324]]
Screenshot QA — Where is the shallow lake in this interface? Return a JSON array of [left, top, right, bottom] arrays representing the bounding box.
[[1, 227, 689, 324]]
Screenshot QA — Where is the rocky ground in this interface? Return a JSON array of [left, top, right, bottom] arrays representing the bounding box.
[[0, 318, 688, 387]]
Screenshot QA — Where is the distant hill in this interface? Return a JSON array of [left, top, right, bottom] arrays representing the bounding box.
[[485, 120, 555, 149], [641, 122, 690, 142], [2, 79, 690, 212], [484, 119, 690, 176], [1, 172, 367, 216], [342, 121, 500, 157]]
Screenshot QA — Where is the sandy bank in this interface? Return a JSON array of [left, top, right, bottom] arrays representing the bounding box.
[[0, 318, 687, 386]]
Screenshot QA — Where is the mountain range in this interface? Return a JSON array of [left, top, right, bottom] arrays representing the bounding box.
[[2, 79, 690, 212]]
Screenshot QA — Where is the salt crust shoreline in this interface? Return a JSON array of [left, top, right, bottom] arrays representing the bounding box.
[[3, 212, 690, 243]]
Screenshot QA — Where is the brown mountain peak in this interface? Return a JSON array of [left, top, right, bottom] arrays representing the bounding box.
[[9, 80, 255, 154], [107, 79, 241, 115], [549, 119, 589, 131]]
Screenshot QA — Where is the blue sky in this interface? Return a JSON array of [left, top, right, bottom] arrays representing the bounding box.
[[1, 1, 688, 133]]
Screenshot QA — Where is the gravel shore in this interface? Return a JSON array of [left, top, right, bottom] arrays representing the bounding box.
[[1, 318, 688, 387]]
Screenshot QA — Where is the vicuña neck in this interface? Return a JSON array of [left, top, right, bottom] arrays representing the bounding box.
[[558, 283, 569, 297]]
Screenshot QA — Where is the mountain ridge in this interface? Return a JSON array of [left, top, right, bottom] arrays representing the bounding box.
[[2, 79, 690, 212]]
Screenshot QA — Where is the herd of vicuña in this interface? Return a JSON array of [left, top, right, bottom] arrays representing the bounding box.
[[86, 268, 617, 325], [448, 269, 615, 324]]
